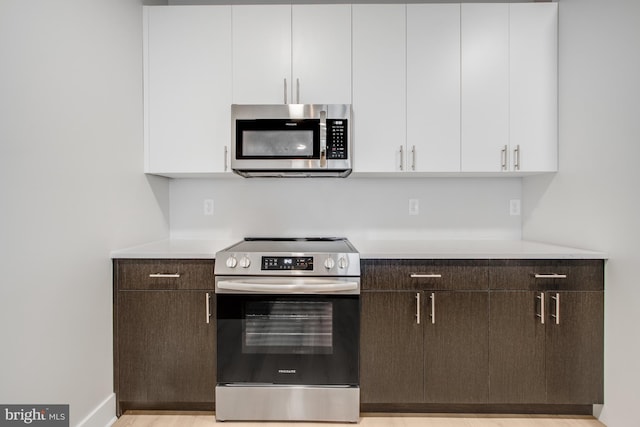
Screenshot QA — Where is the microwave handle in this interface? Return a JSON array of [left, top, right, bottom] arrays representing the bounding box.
[[320, 110, 327, 167]]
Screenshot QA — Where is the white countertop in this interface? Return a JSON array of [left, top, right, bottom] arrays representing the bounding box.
[[111, 239, 606, 260]]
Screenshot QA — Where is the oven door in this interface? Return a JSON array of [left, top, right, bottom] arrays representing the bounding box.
[[216, 286, 359, 386]]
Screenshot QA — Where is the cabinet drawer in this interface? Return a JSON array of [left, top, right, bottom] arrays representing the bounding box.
[[115, 259, 215, 290], [362, 259, 488, 291], [488, 259, 604, 291]]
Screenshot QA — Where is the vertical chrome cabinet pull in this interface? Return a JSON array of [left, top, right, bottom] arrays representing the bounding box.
[[536, 292, 545, 324], [399, 145, 404, 171], [430, 292, 436, 324], [415, 293, 421, 324], [551, 293, 560, 325], [411, 145, 416, 171], [296, 78, 300, 104], [206, 292, 211, 324], [501, 145, 508, 171], [284, 78, 288, 104], [514, 145, 521, 171], [224, 146, 228, 171]]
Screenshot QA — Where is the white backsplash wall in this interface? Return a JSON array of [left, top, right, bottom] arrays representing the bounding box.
[[170, 177, 522, 241]]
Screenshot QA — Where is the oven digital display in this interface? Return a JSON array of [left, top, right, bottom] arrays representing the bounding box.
[[262, 256, 314, 271]]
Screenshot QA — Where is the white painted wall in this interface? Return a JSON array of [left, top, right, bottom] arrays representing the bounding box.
[[522, 0, 640, 425], [0, 1, 169, 426], [170, 178, 522, 241]]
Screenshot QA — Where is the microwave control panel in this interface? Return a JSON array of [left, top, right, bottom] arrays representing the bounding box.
[[326, 119, 348, 160]]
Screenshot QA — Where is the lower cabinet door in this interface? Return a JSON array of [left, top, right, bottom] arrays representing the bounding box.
[[545, 291, 604, 404], [424, 291, 489, 403], [117, 291, 216, 406], [489, 291, 546, 403], [360, 291, 423, 403]]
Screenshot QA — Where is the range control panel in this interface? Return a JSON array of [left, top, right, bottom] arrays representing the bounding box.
[[262, 256, 314, 271], [326, 119, 348, 160]]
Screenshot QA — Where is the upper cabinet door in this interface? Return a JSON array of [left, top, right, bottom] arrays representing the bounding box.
[[407, 4, 461, 172], [292, 5, 352, 105], [510, 3, 558, 173], [144, 6, 232, 175], [461, 4, 509, 173], [232, 5, 291, 105], [352, 4, 406, 173]]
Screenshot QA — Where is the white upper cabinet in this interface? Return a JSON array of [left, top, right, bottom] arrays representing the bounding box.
[[510, 3, 558, 172], [461, 4, 510, 173], [352, 4, 406, 173], [232, 5, 291, 105], [144, 6, 232, 176], [232, 4, 351, 105], [407, 4, 461, 172], [461, 3, 558, 173]]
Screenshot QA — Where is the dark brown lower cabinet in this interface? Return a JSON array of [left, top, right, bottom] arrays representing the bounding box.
[[489, 290, 604, 405], [360, 292, 423, 403], [489, 291, 546, 403], [424, 291, 489, 403], [546, 291, 604, 404], [360, 290, 489, 405], [113, 259, 216, 416], [116, 291, 216, 414]]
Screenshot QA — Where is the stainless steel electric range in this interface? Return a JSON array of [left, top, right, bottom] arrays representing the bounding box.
[[214, 237, 360, 422]]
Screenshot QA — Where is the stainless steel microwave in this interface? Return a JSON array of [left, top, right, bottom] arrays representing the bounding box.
[[231, 104, 352, 178]]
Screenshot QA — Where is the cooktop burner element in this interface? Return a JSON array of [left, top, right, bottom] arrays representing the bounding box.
[[214, 237, 360, 277]]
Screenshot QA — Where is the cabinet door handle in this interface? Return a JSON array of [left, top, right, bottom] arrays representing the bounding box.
[[429, 292, 436, 324], [411, 145, 416, 171], [551, 293, 560, 325], [296, 78, 300, 104], [536, 292, 545, 324], [206, 292, 211, 324], [501, 145, 508, 171], [148, 273, 180, 278], [399, 145, 404, 171], [411, 274, 442, 279], [224, 145, 228, 172], [534, 274, 567, 279], [415, 292, 421, 325], [514, 144, 521, 171], [284, 78, 288, 104]]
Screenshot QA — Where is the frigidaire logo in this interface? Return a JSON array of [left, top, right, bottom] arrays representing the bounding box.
[[278, 369, 296, 374], [1, 405, 68, 427]]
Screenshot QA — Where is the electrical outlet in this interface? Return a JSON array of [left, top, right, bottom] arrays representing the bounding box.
[[409, 199, 419, 216], [203, 199, 214, 216], [509, 199, 521, 216]]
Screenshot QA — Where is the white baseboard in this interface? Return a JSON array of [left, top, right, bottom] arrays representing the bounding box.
[[77, 393, 117, 427]]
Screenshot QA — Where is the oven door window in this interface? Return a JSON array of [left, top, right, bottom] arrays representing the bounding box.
[[244, 300, 333, 355], [236, 119, 320, 159], [217, 294, 359, 386]]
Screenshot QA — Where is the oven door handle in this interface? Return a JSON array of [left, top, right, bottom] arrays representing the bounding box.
[[216, 279, 359, 294]]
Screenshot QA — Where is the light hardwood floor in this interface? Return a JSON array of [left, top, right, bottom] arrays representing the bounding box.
[[113, 412, 606, 427]]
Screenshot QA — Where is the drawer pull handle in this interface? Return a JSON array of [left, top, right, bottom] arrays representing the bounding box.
[[415, 293, 420, 325], [149, 273, 181, 278], [534, 274, 567, 279], [411, 274, 442, 278]]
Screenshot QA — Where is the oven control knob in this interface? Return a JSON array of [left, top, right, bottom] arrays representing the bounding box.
[[239, 256, 251, 268], [226, 256, 238, 268], [324, 257, 335, 270], [338, 257, 348, 269]]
